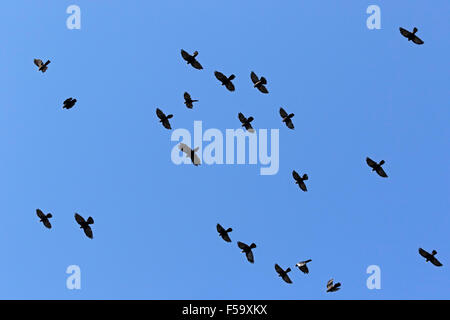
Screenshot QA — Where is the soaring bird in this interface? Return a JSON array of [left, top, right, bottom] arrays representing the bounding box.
[[275, 264, 293, 284], [34, 59, 51, 73], [36, 209, 52, 229], [74, 213, 94, 239], [419, 248, 443, 267], [63, 98, 77, 110], [292, 170, 308, 192], [180, 49, 203, 70], [238, 112, 255, 133], [178, 143, 201, 166], [156, 108, 173, 130], [250, 71, 268, 94], [216, 224, 232, 242], [366, 157, 388, 178], [326, 279, 341, 292], [214, 71, 236, 92], [295, 259, 312, 274], [237, 241, 257, 263], [183, 92, 198, 109], [399, 27, 424, 45], [279, 107, 294, 129]]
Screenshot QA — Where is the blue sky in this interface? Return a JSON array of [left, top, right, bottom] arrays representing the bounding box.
[[0, 1, 448, 299]]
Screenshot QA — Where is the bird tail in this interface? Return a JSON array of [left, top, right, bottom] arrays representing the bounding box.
[[260, 77, 267, 85], [250, 243, 256, 249], [167, 114, 173, 119], [432, 250, 437, 255], [302, 174, 308, 180], [229, 74, 236, 80], [226, 228, 233, 233], [413, 27, 418, 33], [87, 217, 94, 225], [379, 160, 385, 165], [193, 147, 199, 153], [305, 259, 312, 263], [193, 51, 198, 57], [286, 267, 291, 273], [46, 213, 53, 218]]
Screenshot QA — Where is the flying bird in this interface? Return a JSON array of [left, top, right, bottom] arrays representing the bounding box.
[[237, 241, 256, 263], [183, 92, 198, 109], [215, 71, 236, 92], [156, 108, 173, 130], [275, 264, 293, 284], [295, 259, 312, 274], [238, 112, 255, 133], [366, 157, 388, 178], [250, 71, 268, 94], [36, 209, 52, 229], [419, 248, 443, 267], [63, 98, 77, 110], [74, 213, 94, 239], [399, 27, 424, 45], [34, 59, 50, 73], [292, 170, 308, 192], [178, 143, 201, 166], [326, 279, 341, 292], [180, 49, 203, 70], [279, 107, 294, 129], [216, 224, 232, 242]]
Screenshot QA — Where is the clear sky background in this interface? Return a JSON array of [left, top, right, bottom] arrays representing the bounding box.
[[0, 1, 448, 299]]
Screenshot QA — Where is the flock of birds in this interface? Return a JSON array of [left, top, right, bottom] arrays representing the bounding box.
[[31, 26, 442, 294]]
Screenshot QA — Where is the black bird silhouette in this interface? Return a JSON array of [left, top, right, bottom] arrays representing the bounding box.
[[216, 224, 232, 242], [237, 241, 256, 263], [366, 157, 388, 178], [326, 279, 341, 292], [295, 259, 312, 274], [250, 71, 268, 94], [156, 108, 173, 130], [399, 27, 424, 45], [34, 59, 50, 73], [180, 49, 203, 70], [75, 213, 94, 239], [292, 170, 308, 192], [275, 264, 293, 284], [238, 113, 255, 133], [215, 71, 236, 92], [183, 92, 198, 109], [63, 98, 77, 110], [36, 209, 52, 229], [178, 143, 201, 166], [419, 248, 443, 267], [279, 107, 294, 129]]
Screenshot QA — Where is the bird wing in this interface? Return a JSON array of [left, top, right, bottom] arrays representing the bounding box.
[[413, 36, 424, 45], [217, 223, 225, 233], [178, 143, 192, 155], [282, 274, 293, 283], [376, 167, 388, 178], [238, 113, 247, 123], [399, 27, 411, 38], [215, 71, 227, 82], [191, 59, 203, 70], [42, 219, 52, 229], [250, 71, 259, 84], [83, 226, 93, 239], [299, 181, 307, 192], [221, 233, 232, 243], [192, 153, 201, 166], [300, 265, 309, 274], [162, 119, 172, 130], [184, 92, 191, 101], [274, 264, 283, 275], [279, 108, 288, 118], [245, 250, 255, 263], [156, 108, 166, 120], [285, 118, 294, 129], [366, 157, 377, 168], [74, 213, 86, 225], [225, 82, 235, 92], [237, 241, 248, 250], [34, 59, 43, 67], [257, 85, 269, 94], [419, 248, 430, 259], [292, 170, 301, 181], [430, 257, 443, 267], [36, 209, 45, 219], [327, 279, 334, 289], [180, 49, 191, 61]]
